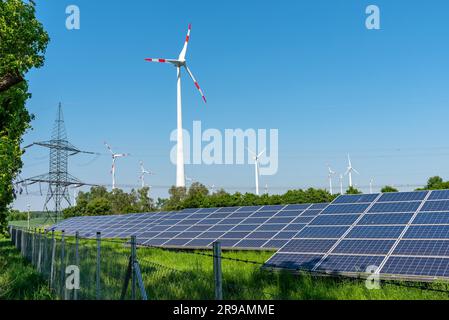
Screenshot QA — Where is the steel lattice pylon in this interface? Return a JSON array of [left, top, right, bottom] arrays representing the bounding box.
[[18, 103, 97, 222]]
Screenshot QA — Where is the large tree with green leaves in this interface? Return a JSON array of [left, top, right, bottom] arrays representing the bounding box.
[[0, 0, 49, 233]]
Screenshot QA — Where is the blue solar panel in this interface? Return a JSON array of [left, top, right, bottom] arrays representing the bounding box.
[[310, 214, 359, 226], [333, 240, 395, 255], [322, 204, 369, 214], [421, 200, 449, 212], [256, 224, 285, 231], [428, 190, 449, 201], [381, 256, 449, 278], [247, 231, 278, 239], [186, 239, 213, 247], [259, 205, 286, 211], [283, 223, 307, 231], [279, 239, 336, 253], [164, 238, 191, 246], [232, 224, 259, 232], [300, 210, 322, 217], [265, 253, 323, 270], [309, 203, 329, 209], [393, 240, 449, 257], [197, 231, 226, 239], [296, 226, 349, 239], [368, 202, 421, 213], [221, 231, 249, 239], [266, 217, 296, 224], [236, 239, 268, 248], [283, 204, 312, 210], [317, 255, 385, 273], [332, 194, 379, 204], [378, 191, 428, 202], [217, 239, 241, 247], [346, 226, 405, 239], [413, 212, 449, 225], [358, 213, 414, 225], [272, 231, 298, 239], [263, 240, 289, 249], [404, 225, 449, 239]]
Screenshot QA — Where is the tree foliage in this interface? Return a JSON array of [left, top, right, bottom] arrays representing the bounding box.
[[381, 186, 399, 193], [0, 0, 49, 234], [345, 186, 362, 195], [417, 176, 449, 191], [62, 186, 156, 218]]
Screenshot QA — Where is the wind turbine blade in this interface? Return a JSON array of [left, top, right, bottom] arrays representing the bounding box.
[[344, 169, 350, 175], [347, 154, 352, 167], [353, 168, 360, 175], [257, 149, 266, 158], [178, 23, 191, 60], [183, 65, 207, 103], [144, 58, 179, 65], [104, 142, 114, 154]]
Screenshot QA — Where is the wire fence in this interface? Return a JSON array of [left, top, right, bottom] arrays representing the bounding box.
[[8, 226, 449, 300]]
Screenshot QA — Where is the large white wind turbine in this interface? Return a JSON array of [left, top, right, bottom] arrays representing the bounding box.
[[105, 142, 129, 190], [344, 154, 359, 188], [139, 161, 154, 188], [145, 24, 207, 187], [248, 148, 265, 196], [327, 165, 336, 195]]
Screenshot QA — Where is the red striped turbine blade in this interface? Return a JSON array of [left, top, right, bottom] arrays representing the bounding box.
[[184, 65, 207, 104]]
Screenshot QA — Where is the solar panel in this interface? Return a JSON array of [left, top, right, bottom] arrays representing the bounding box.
[[265, 190, 449, 281], [49, 202, 330, 250]]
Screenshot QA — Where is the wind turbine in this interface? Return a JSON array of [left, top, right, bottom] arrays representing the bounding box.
[[369, 178, 374, 194], [105, 142, 129, 190], [139, 161, 154, 188], [339, 174, 344, 194], [248, 148, 265, 196], [145, 24, 207, 188], [327, 165, 336, 195], [344, 154, 359, 188]]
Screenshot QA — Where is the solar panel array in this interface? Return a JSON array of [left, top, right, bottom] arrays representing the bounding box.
[[265, 190, 449, 281], [49, 203, 329, 250]]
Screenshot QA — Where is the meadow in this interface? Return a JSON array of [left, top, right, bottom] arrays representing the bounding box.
[[4, 228, 449, 300]]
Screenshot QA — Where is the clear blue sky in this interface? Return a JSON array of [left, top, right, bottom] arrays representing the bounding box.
[[14, 0, 449, 211]]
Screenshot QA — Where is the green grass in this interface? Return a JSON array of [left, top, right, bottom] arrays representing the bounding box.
[[0, 236, 54, 300], [8, 217, 56, 228], [5, 232, 449, 300]]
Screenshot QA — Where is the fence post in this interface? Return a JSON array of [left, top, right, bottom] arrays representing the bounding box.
[[131, 235, 136, 300], [43, 230, 48, 275], [96, 232, 101, 300], [50, 230, 56, 289], [61, 230, 66, 299], [213, 241, 223, 300], [31, 228, 35, 264], [74, 231, 79, 301], [37, 229, 43, 272]]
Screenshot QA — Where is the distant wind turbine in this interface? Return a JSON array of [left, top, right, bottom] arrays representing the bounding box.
[[144, 24, 207, 188], [339, 174, 344, 194], [248, 148, 265, 196], [139, 161, 154, 188], [105, 142, 129, 190], [370, 178, 374, 194], [327, 165, 336, 195], [344, 154, 359, 188]]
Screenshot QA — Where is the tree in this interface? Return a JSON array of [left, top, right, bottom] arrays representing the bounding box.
[[381, 186, 398, 193], [0, 0, 50, 92], [0, 0, 49, 234], [346, 186, 362, 195]]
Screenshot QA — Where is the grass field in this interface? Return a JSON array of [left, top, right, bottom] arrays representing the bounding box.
[[4, 230, 449, 300], [8, 217, 54, 229], [0, 236, 54, 300]]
